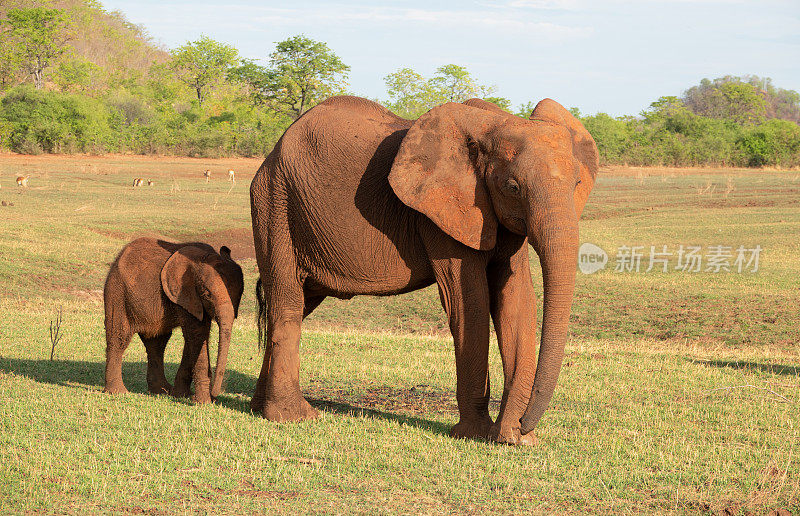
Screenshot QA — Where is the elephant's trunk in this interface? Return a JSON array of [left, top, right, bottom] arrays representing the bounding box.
[[211, 302, 234, 398], [519, 212, 579, 436]]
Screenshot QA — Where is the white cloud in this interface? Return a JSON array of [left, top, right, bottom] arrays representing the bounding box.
[[505, 0, 582, 9]]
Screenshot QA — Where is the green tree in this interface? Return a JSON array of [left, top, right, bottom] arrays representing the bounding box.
[[683, 76, 773, 124], [0, 42, 21, 90], [255, 35, 350, 119], [738, 119, 800, 167], [383, 67, 435, 118], [384, 64, 502, 118], [54, 57, 99, 93], [2, 7, 73, 89], [170, 35, 239, 107], [514, 101, 537, 118], [429, 64, 485, 103], [227, 59, 271, 107], [712, 82, 767, 124]]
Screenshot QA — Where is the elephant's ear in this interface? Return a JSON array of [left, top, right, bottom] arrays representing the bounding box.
[[389, 103, 501, 251], [161, 246, 206, 321], [530, 98, 599, 218]]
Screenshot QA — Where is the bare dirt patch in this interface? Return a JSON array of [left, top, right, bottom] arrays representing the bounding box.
[[193, 227, 255, 260]]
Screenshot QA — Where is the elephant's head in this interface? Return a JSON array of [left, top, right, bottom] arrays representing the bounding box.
[[161, 244, 245, 398], [388, 98, 598, 436]]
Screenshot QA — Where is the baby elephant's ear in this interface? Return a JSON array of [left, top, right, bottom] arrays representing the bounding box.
[[161, 246, 206, 320]]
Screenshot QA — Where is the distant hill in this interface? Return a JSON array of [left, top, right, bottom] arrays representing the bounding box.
[[0, 0, 167, 91]]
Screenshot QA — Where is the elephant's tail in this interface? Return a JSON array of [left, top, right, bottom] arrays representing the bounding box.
[[256, 277, 268, 351]]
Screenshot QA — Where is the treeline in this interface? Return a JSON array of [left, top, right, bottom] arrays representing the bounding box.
[[0, 2, 344, 156], [581, 77, 800, 168], [383, 68, 800, 168], [0, 1, 799, 167]]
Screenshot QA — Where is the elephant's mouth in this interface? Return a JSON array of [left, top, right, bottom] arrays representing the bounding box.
[[504, 216, 527, 235]]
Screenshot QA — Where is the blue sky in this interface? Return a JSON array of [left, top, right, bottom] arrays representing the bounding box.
[[101, 0, 800, 116]]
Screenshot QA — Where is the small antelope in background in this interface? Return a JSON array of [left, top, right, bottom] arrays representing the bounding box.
[[16, 175, 29, 187], [228, 169, 235, 183], [147, 179, 155, 187], [132, 178, 145, 187], [203, 170, 211, 183]]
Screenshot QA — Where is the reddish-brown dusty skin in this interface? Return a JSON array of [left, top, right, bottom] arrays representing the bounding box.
[[103, 237, 244, 402], [249, 96, 598, 444]]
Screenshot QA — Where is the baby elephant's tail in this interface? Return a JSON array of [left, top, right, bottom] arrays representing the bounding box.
[[256, 277, 267, 351]]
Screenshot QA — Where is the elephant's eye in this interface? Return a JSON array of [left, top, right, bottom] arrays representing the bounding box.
[[504, 179, 520, 195], [576, 179, 582, 187]]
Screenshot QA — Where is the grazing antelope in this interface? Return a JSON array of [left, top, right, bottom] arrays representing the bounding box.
[[132, 178, 144, 187], [228, 169, 235, 183], [16, 175, 29, 187], [203, 170, 211, 183], [147, 179, 155, 187]]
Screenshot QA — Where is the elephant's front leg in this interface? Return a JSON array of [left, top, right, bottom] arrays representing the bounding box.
[[191, 334, 213, 404], [428, 250, 493, 441], [172, 319, 212, 402], [487, 244, 539, 445]]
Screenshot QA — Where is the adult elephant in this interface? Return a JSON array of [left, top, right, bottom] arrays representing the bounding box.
[[249, 96, 598, 444]]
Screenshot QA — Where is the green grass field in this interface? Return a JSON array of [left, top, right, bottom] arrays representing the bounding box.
[[0, 155, 798, 514]]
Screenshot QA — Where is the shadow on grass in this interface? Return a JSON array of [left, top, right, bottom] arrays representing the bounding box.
[[311, 397, 450, 436], [0, 356, 257, 395], [212, 394, 451, 437], [0, 357, 451, 437], [694, 359, 800, 377]]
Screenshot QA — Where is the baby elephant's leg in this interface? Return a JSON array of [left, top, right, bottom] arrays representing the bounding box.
[[142, 333, 172, 395], [104, 328, 133, 394], [191, 338, 213, 404], [172, 319, 212, 403]]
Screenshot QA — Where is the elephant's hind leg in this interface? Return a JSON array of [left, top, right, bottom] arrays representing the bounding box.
[[103, 322, 133, 394], [250, 279, 319, 422], [142, 333, 172, 395]]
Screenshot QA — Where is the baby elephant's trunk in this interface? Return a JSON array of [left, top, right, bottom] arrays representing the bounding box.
[[210, 304, 234, 398]]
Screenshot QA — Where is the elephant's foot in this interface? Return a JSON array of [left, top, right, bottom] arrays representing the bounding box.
[[103, 382, 129, 395], [192, 392, 214, 404], [261, 395, 319, 422], [250, 394, 265, 413], [191, 383, 215, 404], [449, 417, 493, 441], [170, 384, 192, 399], [489, 423, 538, 446], [148, 382, 172, 395]]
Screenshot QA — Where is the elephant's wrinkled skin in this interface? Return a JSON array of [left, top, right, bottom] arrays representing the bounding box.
[[250, 96, 598, 444], [103, 238, 244, 403]]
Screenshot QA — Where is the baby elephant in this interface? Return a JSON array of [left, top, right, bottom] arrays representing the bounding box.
[[103, 238, 244, 403]]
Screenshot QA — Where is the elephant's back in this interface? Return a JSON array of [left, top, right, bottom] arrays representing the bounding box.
[[257, 97, 433, 296], [105, 238, 196, 333]]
